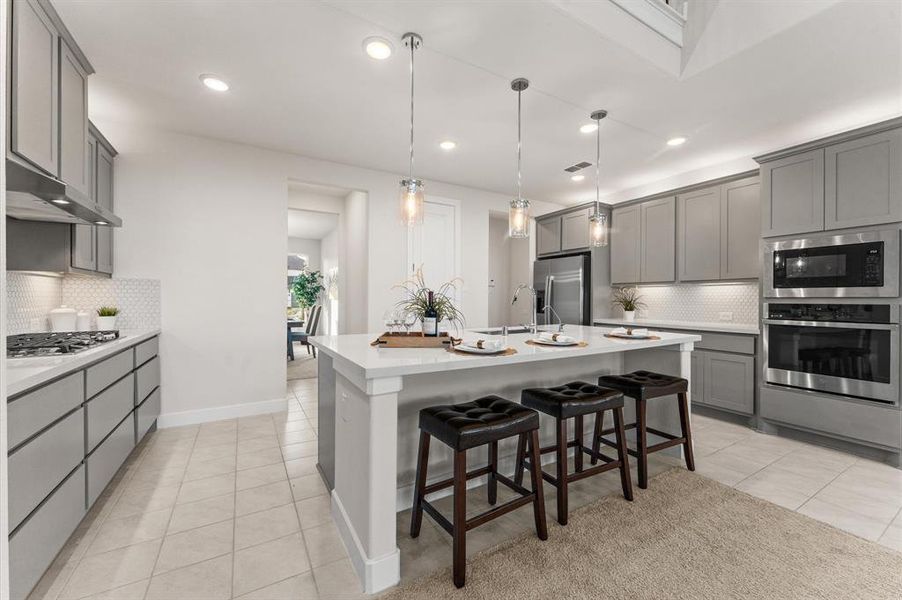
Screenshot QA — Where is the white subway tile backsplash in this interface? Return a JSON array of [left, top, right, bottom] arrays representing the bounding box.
[[627, 282, 759, 325], [6, 273, 63, 334]]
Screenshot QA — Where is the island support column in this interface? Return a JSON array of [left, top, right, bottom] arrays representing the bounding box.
[[330, 365, 402, 594]]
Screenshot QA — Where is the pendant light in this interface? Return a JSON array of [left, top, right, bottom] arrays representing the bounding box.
[[509, 78, 530, 238], [399, 32, 425, 227], [588, 109, 608, 247]]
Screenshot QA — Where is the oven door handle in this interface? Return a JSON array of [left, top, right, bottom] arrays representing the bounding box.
[[763, 319, 899, 331]]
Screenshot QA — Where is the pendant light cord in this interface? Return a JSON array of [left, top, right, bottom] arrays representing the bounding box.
[[517, 88, 522, 201], [409, 38, 415, 182], [595, 119, 600, 209]]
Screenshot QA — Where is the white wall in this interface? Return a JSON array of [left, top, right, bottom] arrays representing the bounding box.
[[101, 121, 558, 422], [320, 228, 339, 335], [287, 237, 321, 271], [487, 216, 510, 325], [344, 190, 368, 335]]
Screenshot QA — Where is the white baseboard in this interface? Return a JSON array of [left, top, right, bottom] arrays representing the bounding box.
[[157, 397, 286, 428], [332, 490, 400, 594]]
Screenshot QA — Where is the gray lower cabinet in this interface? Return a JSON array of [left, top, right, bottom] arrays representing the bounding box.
[[824, 128, 902, 230], [536, 216, 562, 256], [678, 186, 721, 281], [700, 352, 755, 415], [9, 466, 86, 600], [135, 336, 159, 367], [136, 388, 162, 442], [611, 204, 641, 284], [86, 349, 133, 398], [87, 415, 135, 506], [7, 372, 83, 450], [136, 356, 161, 403], [760, 148, 825, 237], [639, 196, 675, 283], [86, 373, 135, 452]]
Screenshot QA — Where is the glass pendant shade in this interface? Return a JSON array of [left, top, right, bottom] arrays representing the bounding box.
[[509, 198, 530, 238], [399, 179, 425, 227], [589, 210, 608, 247]]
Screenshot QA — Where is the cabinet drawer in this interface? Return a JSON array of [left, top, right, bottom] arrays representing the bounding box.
[[135, 336, 159, 367], [136, 356, 160, 404], [8, 372, 83, 450], [8, 408, 84, 531], [86, 349, 132, 398], [86, 374, 134, 452], [87, 414, 135, 506], [693, 332, 756, 355], [136, 387, 161, 443], [9, 465, 86, 600], [760, 385, 902, 450]]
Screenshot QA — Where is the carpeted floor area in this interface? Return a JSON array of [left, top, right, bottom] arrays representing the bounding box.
[[384, 468, 902, 600], [287, 349, 317, 380]]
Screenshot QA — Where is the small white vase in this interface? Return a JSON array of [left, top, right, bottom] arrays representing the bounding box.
[[96, 315, 118, 330], [623, 310, 636, 322]]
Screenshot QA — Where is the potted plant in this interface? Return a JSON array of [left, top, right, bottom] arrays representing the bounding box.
[[395, 267, 465, 334], [96, 306, 119, 330], [611, 287, 645, 322], [291, 270, 325, 320]]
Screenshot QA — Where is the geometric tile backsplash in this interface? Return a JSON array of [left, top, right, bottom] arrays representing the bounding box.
[[629, 282, 759, 325], [6, 273, 161, 334]]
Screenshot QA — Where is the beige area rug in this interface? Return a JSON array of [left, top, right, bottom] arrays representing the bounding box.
[[384, 469, 902, 600], [287, 351, 317, 380]]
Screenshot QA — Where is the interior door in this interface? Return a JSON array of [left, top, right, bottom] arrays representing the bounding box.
[[407, 200, 460, 312]]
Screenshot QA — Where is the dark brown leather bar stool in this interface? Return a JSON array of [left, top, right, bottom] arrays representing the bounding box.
[[410, 396, 547, 588], [514, 382, 632, 526], [593, 370, 694, 489]]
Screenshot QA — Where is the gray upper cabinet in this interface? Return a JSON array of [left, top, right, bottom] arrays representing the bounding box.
[[825, 129, 902, 230], [71, 127, 115, 274], [10, 0, 60, 175], [678, 186, 721, 281], [96, 141, 115, 273], [59, 39, 89, 195], [536, 216, 562, 256], [561, 208, 590, 251], [720, 177, 760, 279], [611, 204, 641, 284], [640, 196, 675, 283], [71, 224, 96, 271], [761, 148, 825, 237]]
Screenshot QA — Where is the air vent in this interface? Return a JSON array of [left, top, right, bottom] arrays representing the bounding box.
[[564, 161, 592, 173]]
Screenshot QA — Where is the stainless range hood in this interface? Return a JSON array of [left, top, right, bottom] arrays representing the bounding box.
[[6, 158, 122, 227]]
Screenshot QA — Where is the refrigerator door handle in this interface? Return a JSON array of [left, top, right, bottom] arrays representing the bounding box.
[[546, 276, 554, 325], [578, 269, 584, 325]]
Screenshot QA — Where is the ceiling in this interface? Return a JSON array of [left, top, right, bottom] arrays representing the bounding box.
[[287, 209, 339, 240], [55, 0, 901, 205]]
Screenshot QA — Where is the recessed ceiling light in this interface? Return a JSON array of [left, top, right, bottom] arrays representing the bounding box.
[[439, 140, 457, 150], [579, 124, 598, 134], [570, 174, 585, 182], [199, 74, 229, 92], [51, 198, 70, 205], [667, 136, 687, 146], [364, 37, 393, 60]]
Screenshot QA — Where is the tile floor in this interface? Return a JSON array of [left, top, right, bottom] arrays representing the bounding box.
[[29, 379, 901, 599]]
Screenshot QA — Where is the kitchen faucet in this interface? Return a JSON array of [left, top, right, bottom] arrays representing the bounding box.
[[511, 284, 539, 335], [544, 304, 565, 332]]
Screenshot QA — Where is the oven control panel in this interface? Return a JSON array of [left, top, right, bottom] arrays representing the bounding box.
[[766, 303, 893, 323]]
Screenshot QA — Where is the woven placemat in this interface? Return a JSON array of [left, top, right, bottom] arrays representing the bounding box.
[[604, 334, 661, 341], [446, 346, 518, 357], [524, 339, 589, 348]]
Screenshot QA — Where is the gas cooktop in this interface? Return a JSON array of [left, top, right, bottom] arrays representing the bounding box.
[[7, 331, 120, 358]]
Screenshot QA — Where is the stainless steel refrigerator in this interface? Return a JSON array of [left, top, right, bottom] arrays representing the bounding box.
[[534, 254, 591, 326]]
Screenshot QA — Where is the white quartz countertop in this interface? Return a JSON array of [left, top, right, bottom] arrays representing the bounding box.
[[593, 317, 759, 335], [6, 329, 161, 397], [311, 325, 700, 380]]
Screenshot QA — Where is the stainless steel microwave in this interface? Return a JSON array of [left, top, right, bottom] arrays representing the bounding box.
[[764, 230, 900, 298]]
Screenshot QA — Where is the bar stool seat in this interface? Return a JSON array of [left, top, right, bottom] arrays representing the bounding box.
[[411, 396, 547, 588], [516, 381, 632, 526], [594, 370, 694, 490]]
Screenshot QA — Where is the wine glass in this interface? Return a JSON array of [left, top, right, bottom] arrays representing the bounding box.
[[403, 311, 416, 335], [383, 310, 395, 334], [391, 310, 403, 335]]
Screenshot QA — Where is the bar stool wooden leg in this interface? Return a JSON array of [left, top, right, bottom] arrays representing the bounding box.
[[590, 410, 602, 466], [555, 417, 568, 526], [527, 430, 548, 541], [452, 449, 467, 589], [613, 407, 633, 501], [678, 392, 695, 472], [410, 431, 430, 537], [637, 399, 648, 489], [487, 441, 498, 505], [513, 433, 526, 487], [573, 414, 584, 473]]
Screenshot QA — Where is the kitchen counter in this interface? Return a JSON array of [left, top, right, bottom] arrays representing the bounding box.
[[6, 329, 161, 397], [310, 325, 699, 594], [593, 317, 759, 335]]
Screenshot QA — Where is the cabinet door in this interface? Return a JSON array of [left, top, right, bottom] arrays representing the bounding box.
[[561, 208, 590, 251], [10, 0, 60, 175], [761, 148, 824, 237], [720, 177, 760, 280], [640, 196, 675, 282], [703, 353, 754, 415], [677, 187, 721, 281], [611, 205, 641, 284], [825, 129, 902, 230], [59, 40, 89, 194], [71, 224, 96, 271], [690, 351, 704, 405], [536, 216, 562, 256], [96, 144, 115, 273]]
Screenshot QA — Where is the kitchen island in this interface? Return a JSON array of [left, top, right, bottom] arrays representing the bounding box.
[[311, 325, 700, 593]]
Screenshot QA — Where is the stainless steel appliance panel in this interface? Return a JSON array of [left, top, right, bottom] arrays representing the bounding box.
[[533, 254, 590, 325]]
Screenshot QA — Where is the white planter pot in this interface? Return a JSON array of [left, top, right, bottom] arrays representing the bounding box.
[[622, 310, 636, 322], [96, 316, 118, 331]]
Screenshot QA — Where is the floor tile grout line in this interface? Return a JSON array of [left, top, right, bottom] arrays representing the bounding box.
[[791, 461, 858, 516], [230, 415, 241, 600], [876, 504, 902, 542]]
